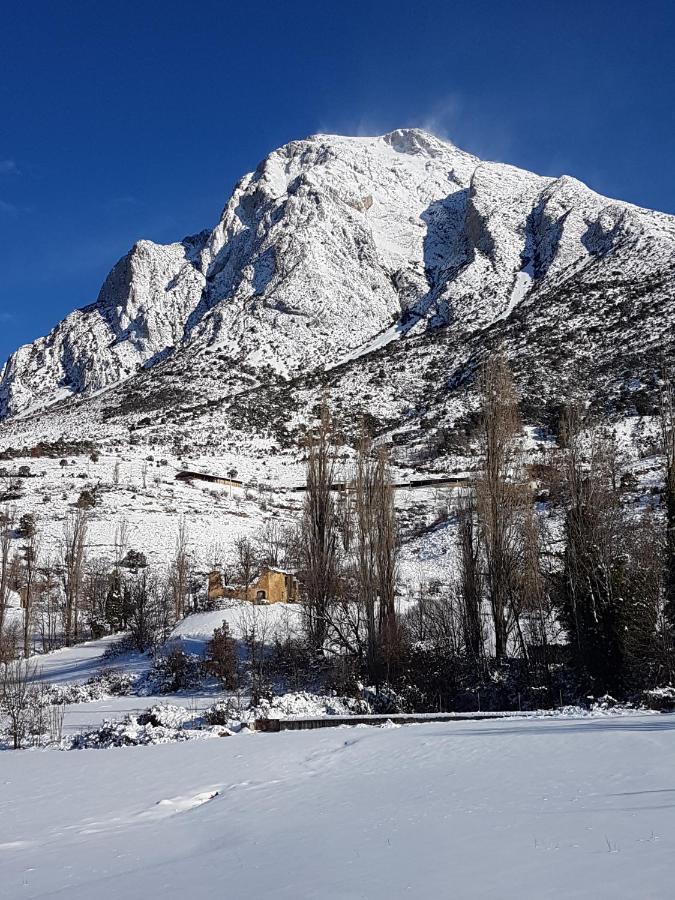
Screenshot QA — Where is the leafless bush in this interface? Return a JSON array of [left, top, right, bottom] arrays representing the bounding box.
[[47, 700, 65, 745], [0, 658, 38, 749]]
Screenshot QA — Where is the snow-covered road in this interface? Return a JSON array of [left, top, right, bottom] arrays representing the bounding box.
[[29, 634, 146, 684], [1, 714, 674, 898]]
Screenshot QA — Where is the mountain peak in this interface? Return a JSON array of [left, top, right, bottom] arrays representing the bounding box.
[[1, 129, 673, 423], [381, 127, 453, 155], [288, 127, 457, 159]]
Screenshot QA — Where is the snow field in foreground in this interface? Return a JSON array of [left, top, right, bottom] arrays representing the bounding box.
[[1, 714, 674, 899]]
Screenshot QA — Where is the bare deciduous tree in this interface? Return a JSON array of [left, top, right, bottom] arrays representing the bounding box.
[[257, 520, 285, 568], [21, 527, 40, 658], [0, 505, 14, 640], [660, 368, 675, 629], [128, 570, 174, 651], [36, 557, 60, 653], [516, 501, 554, 678], [83, 557, 112, 638], [61, 509, 88, 646], [353, 432, 379, 679], [456, 490, 483, 662], [346, 434, 399, 682], [374, 446, 399, 671], [301, 402, 340, 651], [234, 535, 258, 603], [237, 602, 273, 701], [475, 355, 524, 663], [169, 517, 191, 619], [552, 406, 660, 694], [114, 518, 128, 570]]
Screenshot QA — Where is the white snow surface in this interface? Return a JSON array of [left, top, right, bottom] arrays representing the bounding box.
[[2, 714, 674, 898], [29, 633, 143, 684], [169, 601, 303, 651]]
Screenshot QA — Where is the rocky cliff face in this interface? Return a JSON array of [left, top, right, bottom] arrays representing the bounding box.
[[1, 129, 674, 441], [0, 232, 209, 417]]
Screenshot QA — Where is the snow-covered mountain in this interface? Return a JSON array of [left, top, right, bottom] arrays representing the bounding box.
[[1, 128, 674, 453]]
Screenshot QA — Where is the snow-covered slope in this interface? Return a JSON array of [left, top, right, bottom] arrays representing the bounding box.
[[0, 232, 209, 418], [2, 128, 673, 429]]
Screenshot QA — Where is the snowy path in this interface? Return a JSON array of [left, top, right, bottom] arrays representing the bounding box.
[[1, 714, 674, 898], [29, 634, 146, 684]]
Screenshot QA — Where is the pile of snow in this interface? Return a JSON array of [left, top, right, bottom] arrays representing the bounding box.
[[69, 702, 232, 749], [46, 670, 137, 705], [251, 690, 371, 720], [202, 698, 250, 728], [70, 718, 202, 749], [533, 704, 650, 719], [66, 692, 373, 748], [137, 703, 195, 729], [642, 686, 675, 711]]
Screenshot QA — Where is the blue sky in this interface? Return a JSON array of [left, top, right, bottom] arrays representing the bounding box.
[[1, 0, 674, 364]]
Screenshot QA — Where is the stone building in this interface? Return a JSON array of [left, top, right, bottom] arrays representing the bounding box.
[[208, 566, 299, 605]]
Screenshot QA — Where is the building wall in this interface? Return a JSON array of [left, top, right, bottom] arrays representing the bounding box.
[[254, 570, 299, 603], [207, 568, 299, 605]]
